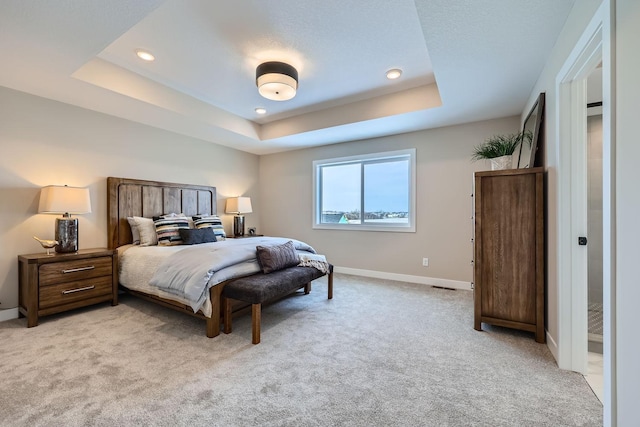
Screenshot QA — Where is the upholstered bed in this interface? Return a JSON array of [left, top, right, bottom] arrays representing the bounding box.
[[107, 177, 328, 338]]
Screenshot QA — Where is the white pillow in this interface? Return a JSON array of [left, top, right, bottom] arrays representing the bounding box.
[[130, 216, 157, 246], [126, 217, 141, 245]]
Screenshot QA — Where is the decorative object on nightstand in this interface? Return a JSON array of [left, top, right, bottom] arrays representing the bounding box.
[[32, 236, 58, 256], [225, 196, 252, 237], [18, 248, 118, 327], [38, 185, 91, 253]]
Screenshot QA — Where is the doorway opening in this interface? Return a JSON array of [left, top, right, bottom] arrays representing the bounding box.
[[556, 2, 613, 422], [585, 66, 603, 402]]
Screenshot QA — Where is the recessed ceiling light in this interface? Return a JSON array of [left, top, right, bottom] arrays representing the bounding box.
[[255, 108, 267, 115], [386, 68, 402, 80], [135, 49, 155, 62]]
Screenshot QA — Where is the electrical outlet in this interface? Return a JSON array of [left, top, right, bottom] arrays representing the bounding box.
[[422, 257, 429, 267]]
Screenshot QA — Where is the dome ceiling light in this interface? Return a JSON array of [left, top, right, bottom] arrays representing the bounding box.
[[256, 61, 298, 101]]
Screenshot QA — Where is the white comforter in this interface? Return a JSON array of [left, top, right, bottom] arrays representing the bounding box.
[[119, 237, 316, 316]]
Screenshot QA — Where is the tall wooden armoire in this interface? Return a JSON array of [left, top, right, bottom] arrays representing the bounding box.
[[473, 167, 545, 343]]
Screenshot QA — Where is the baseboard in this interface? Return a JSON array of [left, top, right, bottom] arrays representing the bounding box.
[[546, 331, 559, 362], [334, 267, 472, 291], [0, 308, 19, 322]]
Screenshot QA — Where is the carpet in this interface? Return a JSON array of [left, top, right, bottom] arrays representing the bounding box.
[[0, 274, 602, 426]]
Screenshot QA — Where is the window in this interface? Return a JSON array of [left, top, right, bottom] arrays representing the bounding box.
[[313, 149, 416, 232]]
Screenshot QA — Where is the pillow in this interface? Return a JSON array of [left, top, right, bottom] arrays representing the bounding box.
[[154, 217, 190, 246], [152, 213, 195, 229], [256, 240, 300, 274], [178, 228, 217, 245], [193, 215, 226, 240], [129, 217, 157, 246], [126, 217, 141, 245]]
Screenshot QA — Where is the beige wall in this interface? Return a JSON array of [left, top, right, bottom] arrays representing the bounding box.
[[259, 116, 520, 283], [0, 86, 259, 310], [587, 114, 603, 306], [522, 0, 602, 356]]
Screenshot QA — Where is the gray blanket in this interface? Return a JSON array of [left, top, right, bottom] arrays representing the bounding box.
[[149, 237, 316, 314]]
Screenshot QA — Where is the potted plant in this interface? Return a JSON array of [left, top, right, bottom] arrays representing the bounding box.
[[471, 133, 524, 170]]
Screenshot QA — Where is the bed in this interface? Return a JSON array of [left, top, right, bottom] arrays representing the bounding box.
[[107, 177, 324, 338]]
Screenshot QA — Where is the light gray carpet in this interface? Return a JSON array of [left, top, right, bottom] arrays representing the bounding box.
[[0, 274, 602, 426]]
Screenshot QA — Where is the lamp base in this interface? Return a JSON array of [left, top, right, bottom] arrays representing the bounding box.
[[233, 215, 245, 237], [55, 217, 78, 253]]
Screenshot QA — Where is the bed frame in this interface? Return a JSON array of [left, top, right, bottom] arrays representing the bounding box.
[[107, 177, 223, 337]]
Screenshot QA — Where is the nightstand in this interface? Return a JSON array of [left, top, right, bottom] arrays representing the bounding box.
[[18, 248, 118, 327]]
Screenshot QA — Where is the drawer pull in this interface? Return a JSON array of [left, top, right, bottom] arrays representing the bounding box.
[[62, 285, 95, 295], [62, 266, 95, 274]]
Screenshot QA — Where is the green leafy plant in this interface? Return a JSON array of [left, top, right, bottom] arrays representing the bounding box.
[[471, 133, 524, 161]]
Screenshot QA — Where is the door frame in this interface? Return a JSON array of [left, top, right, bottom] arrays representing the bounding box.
[[555, 1, 615, 424]]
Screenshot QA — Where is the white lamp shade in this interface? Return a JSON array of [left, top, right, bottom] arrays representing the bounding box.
[[256, 62, 298, 101], [225, 197, 252, 214], [257, 73, 297, 101], [38, 185, 91, 214]]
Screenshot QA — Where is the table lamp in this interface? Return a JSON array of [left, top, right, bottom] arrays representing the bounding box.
[[225, 197, 252, 237], [38, 185, 91, 253]]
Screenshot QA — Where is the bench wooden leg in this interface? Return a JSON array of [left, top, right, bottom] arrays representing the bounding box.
[[328, 271, 333, 299], [252, 303, 261, 344], [304, 282, 311, 294], [223, 297, 232, 334], [206, 285, 223, 338]]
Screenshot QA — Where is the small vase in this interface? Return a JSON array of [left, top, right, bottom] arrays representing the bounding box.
[[490, 155, 512, 170]]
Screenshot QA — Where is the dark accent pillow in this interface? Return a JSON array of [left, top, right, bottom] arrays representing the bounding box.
[[178, 228, 217, 245], [256, 240, 300, 274]]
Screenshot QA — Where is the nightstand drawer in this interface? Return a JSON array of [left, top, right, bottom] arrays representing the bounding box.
[[39, 256, 112, 286], [39, 276, 113, 309]]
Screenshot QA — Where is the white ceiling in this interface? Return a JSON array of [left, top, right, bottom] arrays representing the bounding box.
[[0, 0, 576, 155]]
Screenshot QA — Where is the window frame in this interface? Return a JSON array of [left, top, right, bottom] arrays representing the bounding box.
[[312, 148, 416, 232]]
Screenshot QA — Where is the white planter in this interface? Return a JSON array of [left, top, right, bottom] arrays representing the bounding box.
[[490, 155, 512, 170]]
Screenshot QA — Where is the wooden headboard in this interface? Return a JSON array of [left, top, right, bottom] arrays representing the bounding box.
[[107, 177, 217, 250]]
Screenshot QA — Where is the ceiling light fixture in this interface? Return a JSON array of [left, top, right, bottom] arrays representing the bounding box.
[[386, 68, 402, 80], [256, 61, 298, 101], [255, 108, 267, 115], [135, 49, 155, 62]]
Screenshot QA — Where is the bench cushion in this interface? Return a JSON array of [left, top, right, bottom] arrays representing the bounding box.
[[222, 266, 328, 304]]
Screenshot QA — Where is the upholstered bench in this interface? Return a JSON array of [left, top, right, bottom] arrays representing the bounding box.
[[221, 265, 333, 344]]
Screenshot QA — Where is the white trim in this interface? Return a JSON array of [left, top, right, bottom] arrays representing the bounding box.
[[547, 331, 559, 362], [556, 3, 604, 374], [587, 105, 603, 116], [0, 308, 19, 322], [334, 266, 472, 291], [570, 76, 589, 375], [600, 1, 615, 424]]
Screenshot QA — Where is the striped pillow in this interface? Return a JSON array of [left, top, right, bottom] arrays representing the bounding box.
[[154, 217, 190, 246], [193, 215, 226, 240]]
